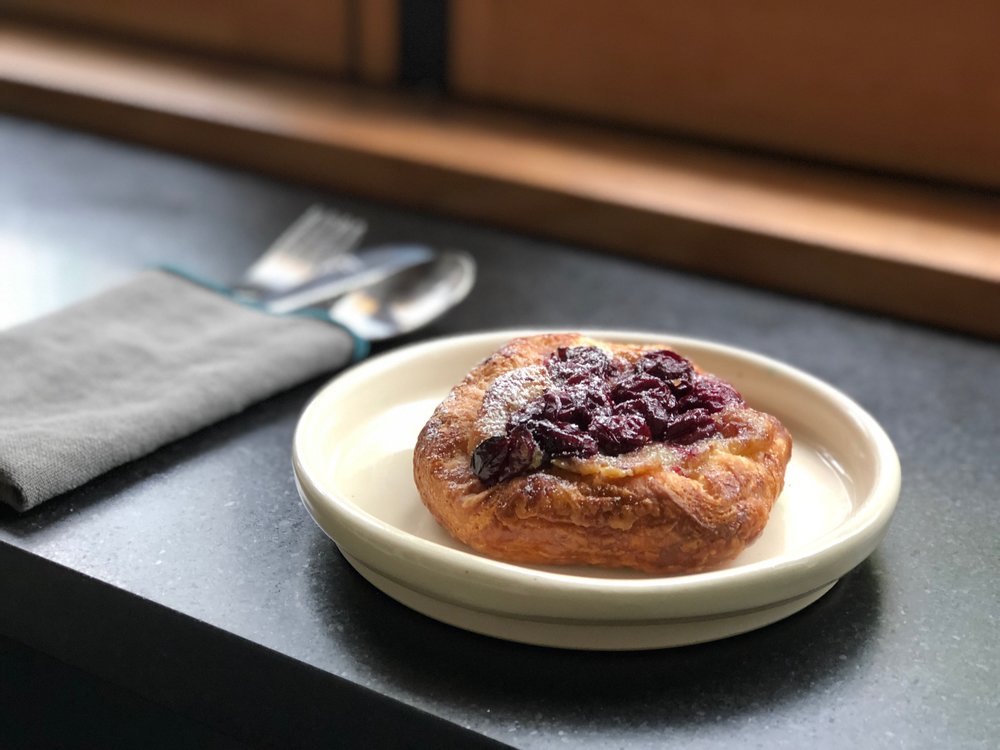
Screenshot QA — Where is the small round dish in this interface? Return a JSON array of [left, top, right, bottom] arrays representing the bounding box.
[[293, 330, 900, 650]]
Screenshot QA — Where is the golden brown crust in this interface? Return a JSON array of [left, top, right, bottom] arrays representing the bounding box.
[[413, 334, 792, 574]]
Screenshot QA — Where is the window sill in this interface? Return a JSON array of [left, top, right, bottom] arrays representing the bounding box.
[[2, 20, 998, 339]]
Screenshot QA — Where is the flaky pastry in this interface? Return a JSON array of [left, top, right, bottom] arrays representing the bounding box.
[[413, 334, 791, 574]]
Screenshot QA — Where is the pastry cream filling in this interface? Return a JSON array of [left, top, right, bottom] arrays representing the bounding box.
[[553, 443, 684, 478]]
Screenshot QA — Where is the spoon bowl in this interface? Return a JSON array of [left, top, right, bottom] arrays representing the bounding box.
[[328, 250, 476, 341]]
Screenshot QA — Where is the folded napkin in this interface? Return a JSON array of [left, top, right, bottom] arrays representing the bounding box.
[[0, 269, 365, 512]]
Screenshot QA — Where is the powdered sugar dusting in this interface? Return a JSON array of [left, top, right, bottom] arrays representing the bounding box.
[[476, 365, 551, 437]]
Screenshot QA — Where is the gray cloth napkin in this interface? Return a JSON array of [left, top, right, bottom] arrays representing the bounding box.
[[0, 269, 363, 512]]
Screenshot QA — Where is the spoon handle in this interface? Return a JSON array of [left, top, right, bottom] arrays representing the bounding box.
[[261, 244, 437, 314]]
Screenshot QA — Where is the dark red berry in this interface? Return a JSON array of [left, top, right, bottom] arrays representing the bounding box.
[[610, 373, 663, 403], [471, 425, 541, 486], [667, 378, 693, 398], [638, 350, 692, 381], [623, 389, 675, 438], [589, 411, 652, 455], [690, 376, 743, 413], [528, 418, 599, 457], [660, 409, 715, 444], [550, 346, 612, 382], [527, 384, 611, 428]]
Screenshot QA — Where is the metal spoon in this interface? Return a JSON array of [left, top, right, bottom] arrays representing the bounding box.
[[260, 244, 437, 315], [325, 250, 476, 340]]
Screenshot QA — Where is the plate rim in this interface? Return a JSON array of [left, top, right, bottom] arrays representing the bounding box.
[[293, 328, 901, 623]]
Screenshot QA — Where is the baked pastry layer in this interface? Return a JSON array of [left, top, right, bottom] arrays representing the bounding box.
[[413, 334, 792, 574]]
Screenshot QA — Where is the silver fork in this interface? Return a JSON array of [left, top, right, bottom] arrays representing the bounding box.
[[233, 205, 368, 298]]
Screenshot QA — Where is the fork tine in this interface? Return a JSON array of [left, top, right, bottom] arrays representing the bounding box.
[[263, 205, 328, 257], [285, 211, 367, 264], [238, 205, 367, 295]]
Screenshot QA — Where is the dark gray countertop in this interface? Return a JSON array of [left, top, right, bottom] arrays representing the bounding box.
[[1, 113, 997, 748]]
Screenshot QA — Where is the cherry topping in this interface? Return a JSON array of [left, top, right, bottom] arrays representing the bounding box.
[[688, 376, 742, 413], [620, 390, 675, 438], [550, 346, 614, 382], [638, 349, 692, 380], [471, 425, 541, 485], [610, 373, 663, 403], [660, 408, 716, 444], [471, 346, 743, 485], [528, 418, 600, 457], [590, 410, 652, 455]]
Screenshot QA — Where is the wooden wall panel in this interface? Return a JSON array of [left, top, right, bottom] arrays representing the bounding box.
[[357, 0, 399, 86], [451, 0, 1000, 190], [1, 0, 351, 76]]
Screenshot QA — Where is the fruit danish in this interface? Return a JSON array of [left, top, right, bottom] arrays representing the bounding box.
[[413, 334, 792, 574]]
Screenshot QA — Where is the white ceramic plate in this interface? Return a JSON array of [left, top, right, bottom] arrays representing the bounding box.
[[294, 330, 900, 650]]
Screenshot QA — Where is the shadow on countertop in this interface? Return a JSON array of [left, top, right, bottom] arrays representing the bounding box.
[[307, 532, 883, 732]]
